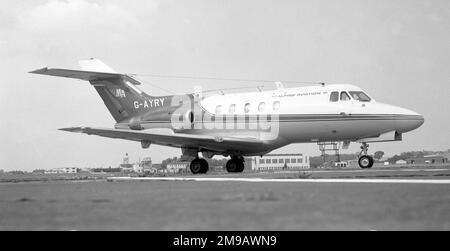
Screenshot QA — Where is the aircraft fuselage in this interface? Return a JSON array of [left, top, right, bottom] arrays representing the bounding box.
[[114, 84, 424, 156]]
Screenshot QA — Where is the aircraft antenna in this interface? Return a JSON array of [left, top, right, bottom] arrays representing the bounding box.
[[128, 75, 176, 95], [128, 73, 322, 85], [201, 85, 266, 95]]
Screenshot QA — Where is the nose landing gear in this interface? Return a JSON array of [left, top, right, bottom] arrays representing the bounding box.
[[358, 143, 374, 169]]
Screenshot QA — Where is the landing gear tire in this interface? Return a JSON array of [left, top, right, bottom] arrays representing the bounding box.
[[190, 158, 209, 174], [226, 157, 245, 173], [358, 155, 374, 169]]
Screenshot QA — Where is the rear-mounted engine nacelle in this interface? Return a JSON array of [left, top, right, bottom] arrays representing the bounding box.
[[172, 110, 195, 130]]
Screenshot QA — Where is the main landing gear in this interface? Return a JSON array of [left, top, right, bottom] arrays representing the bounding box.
[[358, 143, 374, 169], [190, 158, 209, 174], [189, 156, 245, 174], [226, 156, 245, 173]]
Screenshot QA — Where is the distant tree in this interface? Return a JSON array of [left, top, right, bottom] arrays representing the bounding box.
[[374, 151, 385, 160], [91, 167, 121, 173], [8, 170, 26, 175], [385, 150, 441, 164], [308, 153, 358, 168], [388, 154, 408, 164]]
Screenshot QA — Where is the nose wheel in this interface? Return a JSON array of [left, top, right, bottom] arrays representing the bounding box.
[[359, 143, 374, 169], [190, 158, 209, 174], [358, 155, 374, 169]]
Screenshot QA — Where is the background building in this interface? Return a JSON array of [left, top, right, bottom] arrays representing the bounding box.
[[334, 161, 348, 168], [140, 157, 153, 173], [252, 154, 310, 171], [406, 155, 449, 165], [144, 163, 166, 174], [132, 163, 143, 174], [395, 160, 407, 165], [120, 153, 134, 172], [167, 162, 189, 173], [45, 167, 79, 174]]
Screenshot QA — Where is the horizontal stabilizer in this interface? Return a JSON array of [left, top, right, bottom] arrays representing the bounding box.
[[30, 59, 149, 123], [59, 127, 85, 133], [29, 68, 141, 85]]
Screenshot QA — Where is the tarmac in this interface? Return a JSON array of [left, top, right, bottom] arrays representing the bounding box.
[[0, 167, 449, 230]]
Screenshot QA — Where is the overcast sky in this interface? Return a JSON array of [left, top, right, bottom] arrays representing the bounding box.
[[0, 0, 449, 171]]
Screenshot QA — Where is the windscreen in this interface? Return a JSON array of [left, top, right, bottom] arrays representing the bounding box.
[[349, 91, 371, 102]]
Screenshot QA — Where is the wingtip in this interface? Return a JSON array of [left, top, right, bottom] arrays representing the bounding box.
[[59, 127, 84, 133], [29, 67, 49, 74]]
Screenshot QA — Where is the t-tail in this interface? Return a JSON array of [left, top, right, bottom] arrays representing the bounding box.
[[30, 59, 153, 123]]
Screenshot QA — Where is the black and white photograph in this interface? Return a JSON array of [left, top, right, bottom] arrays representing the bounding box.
[[0, 0, 449, 236]]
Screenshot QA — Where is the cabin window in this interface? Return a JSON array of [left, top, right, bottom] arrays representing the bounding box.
[[330, 92, 339, 102], [279, 159, 284, 163], [285, 159, 291, 163], [273, 159, 278, 164], [298, 158, 303, 163], [340, 92, 351, 101], [349, 91, 371, 102], [291, 159, 297, 163], [215, 105, 223, 114], [258, 102, 266, 112], [259, 159, 265, 164], [244, 103, 251, 113], [273, 101, 281, 111], [229, 104, 236, 114]]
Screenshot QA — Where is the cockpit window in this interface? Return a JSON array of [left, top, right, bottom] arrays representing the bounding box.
[[349, 91, 371, 102], [330, 92, 339, 102], [340, 92, 350, 101]]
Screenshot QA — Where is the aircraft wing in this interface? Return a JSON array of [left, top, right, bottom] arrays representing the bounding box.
[[60, 127, 269, 154]]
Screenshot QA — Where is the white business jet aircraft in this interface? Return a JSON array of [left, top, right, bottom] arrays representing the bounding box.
[[30, 59, 424, 173]]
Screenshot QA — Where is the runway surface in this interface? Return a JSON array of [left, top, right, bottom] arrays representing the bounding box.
[[109, 167, 450, 184], [1, 167, 449, 230], [109, 176, 450, 184]]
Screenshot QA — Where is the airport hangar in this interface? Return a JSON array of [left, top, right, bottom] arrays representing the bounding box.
[[249, 154, 310, 171], [164, 153, 310, 173]]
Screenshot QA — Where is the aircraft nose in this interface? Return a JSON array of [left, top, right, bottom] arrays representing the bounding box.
[[394, 107, 424, 133], [408, 113, 425, 130]]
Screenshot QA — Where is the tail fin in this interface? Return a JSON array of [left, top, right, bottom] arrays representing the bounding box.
[[79, 58, 117, 73], [30, 59, 153, 123]]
